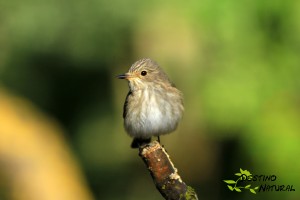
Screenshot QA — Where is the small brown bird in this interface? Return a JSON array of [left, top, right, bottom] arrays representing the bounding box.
[[118, 58, 184, 148]]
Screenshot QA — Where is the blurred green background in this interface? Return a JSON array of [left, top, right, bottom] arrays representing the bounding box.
[[0, 0, 299, 199]]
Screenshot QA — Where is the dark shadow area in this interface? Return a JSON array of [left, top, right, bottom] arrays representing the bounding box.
[[218, 131, 254, 200], [1, 53, 113, 135]]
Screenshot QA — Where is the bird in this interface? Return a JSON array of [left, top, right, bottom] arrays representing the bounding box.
[[117, 58, 184, 148]]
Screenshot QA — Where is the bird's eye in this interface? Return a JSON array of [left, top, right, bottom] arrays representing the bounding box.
[[141, 71, 147, 76]]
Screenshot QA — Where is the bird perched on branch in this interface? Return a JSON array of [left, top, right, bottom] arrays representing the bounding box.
[[118, 58, 184, 148]]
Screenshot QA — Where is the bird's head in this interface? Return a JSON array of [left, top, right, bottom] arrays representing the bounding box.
[[117, 58, 171, 90]]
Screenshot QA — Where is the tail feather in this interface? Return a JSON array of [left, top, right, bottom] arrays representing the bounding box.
[[131, 138, 151, 148]]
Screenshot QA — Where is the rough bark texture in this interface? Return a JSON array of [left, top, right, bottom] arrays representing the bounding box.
[[139, 141, 198, 200]]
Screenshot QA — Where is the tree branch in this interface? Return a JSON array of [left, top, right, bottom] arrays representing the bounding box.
[[139, 141, 198, 200]]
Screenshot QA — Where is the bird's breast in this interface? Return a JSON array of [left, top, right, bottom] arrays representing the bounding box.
[[124, 88, 183, 138]]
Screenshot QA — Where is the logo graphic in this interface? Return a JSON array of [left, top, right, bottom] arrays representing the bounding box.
[[223, 168, 259, 194]]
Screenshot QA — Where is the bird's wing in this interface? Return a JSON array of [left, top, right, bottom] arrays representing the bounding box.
[[123, 91, 132, 118]]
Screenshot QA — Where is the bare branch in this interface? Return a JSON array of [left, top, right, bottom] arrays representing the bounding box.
[[139, 141, 198, 200]]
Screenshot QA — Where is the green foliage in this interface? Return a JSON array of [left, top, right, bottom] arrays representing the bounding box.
[[0, 0, 299, 200]]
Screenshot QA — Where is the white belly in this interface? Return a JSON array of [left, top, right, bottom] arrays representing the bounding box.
[[124, 89, 183, 139]]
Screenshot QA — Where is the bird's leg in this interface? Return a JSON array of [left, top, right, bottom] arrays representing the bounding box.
[[157, 136, 160, 143]]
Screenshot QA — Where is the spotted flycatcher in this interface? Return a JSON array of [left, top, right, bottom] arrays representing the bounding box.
[[118, 58, 184, 148]]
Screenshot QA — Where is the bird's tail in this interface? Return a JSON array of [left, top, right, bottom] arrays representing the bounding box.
[[131, 138, 151, 148]]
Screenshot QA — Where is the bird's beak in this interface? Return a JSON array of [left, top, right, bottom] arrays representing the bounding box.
[[117, 73, 135, 80], [117, 74, 127, 79]]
